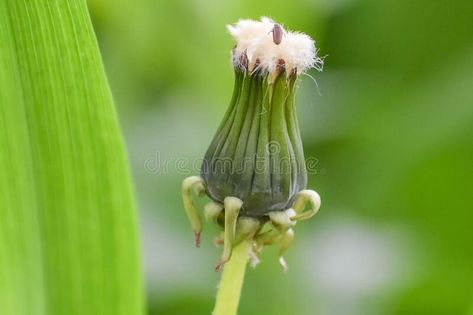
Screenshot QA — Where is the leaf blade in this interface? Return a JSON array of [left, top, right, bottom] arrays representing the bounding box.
[[0, 1, 144, 314]]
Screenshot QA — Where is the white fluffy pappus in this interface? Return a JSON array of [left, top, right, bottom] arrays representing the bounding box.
[[227, 17, 323, 75]]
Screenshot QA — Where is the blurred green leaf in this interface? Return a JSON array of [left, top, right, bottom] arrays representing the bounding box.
[[0, 1, 144, 314]]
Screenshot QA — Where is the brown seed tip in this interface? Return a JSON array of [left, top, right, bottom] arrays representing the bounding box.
[[276, 59, 286, 70], [238, 51, 249, 70]]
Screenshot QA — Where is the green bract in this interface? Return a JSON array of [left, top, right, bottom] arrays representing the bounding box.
[[201, 67, 307, 217]]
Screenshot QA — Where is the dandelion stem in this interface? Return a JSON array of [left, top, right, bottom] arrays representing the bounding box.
[[213, 240, 250, 315]]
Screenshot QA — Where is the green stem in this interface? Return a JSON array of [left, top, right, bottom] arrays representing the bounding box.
[[212, 240, 250, 315]]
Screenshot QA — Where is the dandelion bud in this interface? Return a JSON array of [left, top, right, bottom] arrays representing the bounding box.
[[201, 17, 323, 217], [183, 17, 323, 270]]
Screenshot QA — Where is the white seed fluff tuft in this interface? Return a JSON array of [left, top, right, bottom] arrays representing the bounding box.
[[227, 17, 323, 75]]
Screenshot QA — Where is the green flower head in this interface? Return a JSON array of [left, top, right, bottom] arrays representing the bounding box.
[[183, 17, 323, 271]]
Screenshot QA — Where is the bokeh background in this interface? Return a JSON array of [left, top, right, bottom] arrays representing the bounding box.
[[87, 0, 473, 314]]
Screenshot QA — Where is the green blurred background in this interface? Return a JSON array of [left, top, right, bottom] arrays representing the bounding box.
[[87, 0, 473, 314]]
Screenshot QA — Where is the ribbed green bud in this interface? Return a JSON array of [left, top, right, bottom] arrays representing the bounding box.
[[201, 67, 307, 217]]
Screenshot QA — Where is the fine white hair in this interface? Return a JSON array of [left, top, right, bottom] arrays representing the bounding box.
[[227, 17, 323, 75]]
